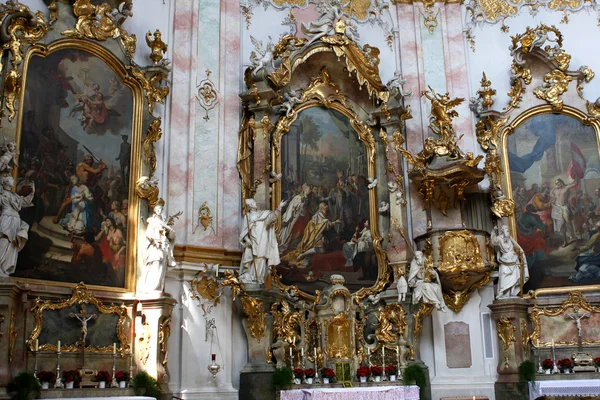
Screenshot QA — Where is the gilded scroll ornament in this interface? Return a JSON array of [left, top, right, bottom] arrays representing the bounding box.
[[533, 69, 572, 111], [221, 270, 246, 302], [413, 302, 434, 339], [146, 30, 168, 65], [237, 112, 256, 203], [126, 66, 170, 115], [159, 316, 171, 367], [190, 273, 222, 315], [271, 300, 301, 345], [62, 0, 121, 41], [139, 319, 152, 365], [193, 202, 215, 234], [375, 303, 407, 343], [9, 309, 16, 362], [136, 176, 160, 210], [497, 316, 516, 369], [120, 31, 137, 60], [240, 294, 266, 342], [143, 117, 163, 177]]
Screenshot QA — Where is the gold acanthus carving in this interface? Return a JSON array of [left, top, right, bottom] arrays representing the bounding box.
[[62, 0, 121, 41], [497, 316, 516, 369], [221, 269, 246, 302], [9, 309, 16, 363], [139, 319, 152, 366], [158, 316, 171, 368], [240, 294, 266, 342], [533, 69, 572, 111], [0, 2, 49, 121], [520, 319, 530, 351], [28, 282, 130, 355], [270, 300, 301, 345], [413, 302, 434, 339], [143, 117, 162, 177], [189, 275, 222, 315], [530, 291, 600, 347], [375, 303, 407, 343], [146, 30, 168, 65], [126, 66, 170, 115], [135, 176, 160, 210]]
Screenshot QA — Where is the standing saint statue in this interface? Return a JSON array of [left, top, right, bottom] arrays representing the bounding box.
[[0, 175, 34, 278], [408, 250, 447, 311], [239, 198, 286, 284], [491, 224, 529, 299], [139, 201, 176, 293]]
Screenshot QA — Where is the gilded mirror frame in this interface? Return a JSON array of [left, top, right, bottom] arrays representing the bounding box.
[[270, 68, 390, 302], [499, 104, 600, 298], [10, 38, 143, 292]]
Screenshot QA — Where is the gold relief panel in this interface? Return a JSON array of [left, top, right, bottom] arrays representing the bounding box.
[[497, 316, 516, 369], [326, 312, 353, 360], [375, 303, 407, 344]]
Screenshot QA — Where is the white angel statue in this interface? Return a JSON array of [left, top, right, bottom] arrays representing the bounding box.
[[249, 35, 275, 76], [0, 138, 18, 173], [387, 71, 412, 99], [278, 89, 303, 117], [301, 0, 348, 45]]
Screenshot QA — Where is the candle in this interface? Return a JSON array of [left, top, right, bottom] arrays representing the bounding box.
[[113, 343, 116, 354], [314, 347, 317, 357], [212, 354, 216, 361], [396, 345, 399, 355], [57, 340, 60, 353], [367, 347, 370, 355], [383, 346, 385, 365], [301, 347, 304, 357], [289, 346, 292, 359], [35, 339, 38, 352]]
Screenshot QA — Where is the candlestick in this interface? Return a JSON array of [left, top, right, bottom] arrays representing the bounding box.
[[111, 352, 118, 388], [35, 339, 38, 352], [54, 349, 62, 388], [57, 340, 61, 353], [113, 342, 117, 355], [301, 347, 304, 357]]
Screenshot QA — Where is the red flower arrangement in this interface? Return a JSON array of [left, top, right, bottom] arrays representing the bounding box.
[[356, 366, 370, 378], [293, 368, 304, 379], [95, 370, 111, 383], [322, 368, 336, 379], [557, 358, 572, 371], [304, 368, 315, 378], [542, 359, 554, 370], [37, 371, 56, 384], [62, 370, 81, 384], [370, 366, 383, 376], [115, 371, 129, 383], [594, 357, 600, 367], [385, 365, 397, 376]]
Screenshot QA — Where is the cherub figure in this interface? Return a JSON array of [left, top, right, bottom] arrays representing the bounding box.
[[387, 71, 412, 99], [249, 35, 275, 76], [301, 0, 349, 45], [0, 138, 18, 173], [146, 30, 168, 64], [278, 89, 303, 117], [422, 86, 464, 142]]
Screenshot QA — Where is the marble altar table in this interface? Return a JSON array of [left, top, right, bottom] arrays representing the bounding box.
[[280, 385, 420, 400], [529, 379, 600, 399]]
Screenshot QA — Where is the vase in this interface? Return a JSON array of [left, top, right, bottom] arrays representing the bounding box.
[[360, 376, 367, 383], [374, 376, 381, 382], [323, 378, 330, 384], [390, 375, 396, 381], [66, 381, 74, 389], [294, 378, 301, 385], [306, 378, 313, 384], [545, 370, 551, 375], [99, 381, 106, 388], [564, 370, 570, 374], [597, 367, 600, 373], [119, 381, 127, 388], [41, 382, 50, 390]]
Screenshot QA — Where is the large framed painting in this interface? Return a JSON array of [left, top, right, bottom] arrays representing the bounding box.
[[11, 41, 142, 291], [273, 95, 387, 296], [502, 105, 600, 294]]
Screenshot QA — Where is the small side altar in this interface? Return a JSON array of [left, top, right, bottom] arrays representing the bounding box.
[[528, 379, 600, 400], [280, 385, 420, 400]]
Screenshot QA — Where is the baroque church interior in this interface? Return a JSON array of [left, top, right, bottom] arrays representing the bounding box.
[[2, 0, 600, 400]]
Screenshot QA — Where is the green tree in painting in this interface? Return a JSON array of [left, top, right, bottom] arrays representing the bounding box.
[[299, 114, 323, 181]]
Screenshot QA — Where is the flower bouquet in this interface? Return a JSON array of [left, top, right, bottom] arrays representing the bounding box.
[[37, 371, 56, 389], [293, 368, 304, 384], [95, 371, 111, 388], [385, 365, 398, 381], [62, 370, 81, 389], [321, 368, 336, 384], [542, 359, 554, 374], [370, 366, 383, 382], [304, 368, 315, 384], [557, 358, 572, 373], [115, 371, 129, 388], [356, 365, 370, 383]]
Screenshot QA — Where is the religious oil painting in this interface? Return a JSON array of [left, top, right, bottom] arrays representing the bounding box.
[[276, 106, 377, 294], [507, 111, 600, 292], [12, 48, 134, 289]]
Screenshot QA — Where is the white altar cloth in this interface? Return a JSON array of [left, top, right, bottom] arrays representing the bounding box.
[[45, 397, 155, 400], [281, 385, 420, 400], [529, 379, 600, 399]]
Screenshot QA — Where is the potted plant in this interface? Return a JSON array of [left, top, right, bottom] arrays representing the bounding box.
[[62, 370, 81, 389], [542, 359, 554, 374], [370, 366, 383, 382], [557, 358, 572, 374], [304, 368, 315, 384], [115, 371, 129, 388], [94, 371, 111, 389], [594, 357, 600, 372], [293, 368, 304, 385], [402, 364, 427, 399], [270, 367, 294, 390], [7, 372, 41, 400], [37, 371, 56, 389], [132, 371, 161, 399], [356, 365, 370, 383], [385, 365, 398, 381], [321, 368, 335, 384]]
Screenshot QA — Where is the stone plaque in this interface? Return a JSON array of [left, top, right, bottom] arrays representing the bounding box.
[[444, 321, 472, 368]]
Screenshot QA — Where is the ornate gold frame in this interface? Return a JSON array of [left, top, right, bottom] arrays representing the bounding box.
[[530, 291, 600, 347], [499, 104, 600, 298], [270, 67, 390, 302], [28, 282, 131, 355], [11, 38, 143, 292]]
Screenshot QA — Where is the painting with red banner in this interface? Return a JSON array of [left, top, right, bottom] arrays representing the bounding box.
[[507, 111, 600, 291]]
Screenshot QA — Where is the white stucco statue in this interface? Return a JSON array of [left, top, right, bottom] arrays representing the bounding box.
[[408, 250, 447, 312], [0, 175, 34, 278], [491, 224, 529, 299], [397, 274, 408, 302], [239, 198, 286, 284], [139, 201, 176, 293], [0, 138, 18, 173]]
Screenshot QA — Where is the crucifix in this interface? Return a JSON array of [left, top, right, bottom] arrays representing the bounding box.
[[69, 309, 98, 367], [565, 307, 590, 351]]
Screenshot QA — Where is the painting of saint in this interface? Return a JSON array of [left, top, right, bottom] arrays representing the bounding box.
[[507, 112, 600, 291], [12, 48, 134, 289], [277, 106, 377, 294]]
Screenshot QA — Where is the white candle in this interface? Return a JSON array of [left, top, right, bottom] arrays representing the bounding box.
[[396, 345, 399, 355], [301, 347, 304, 357], [367, 347, 370, 355], [35, 339, 38, 352], [113, 343, 116, 354], [289, 346, 292, 359], [57, 340, 61, 353]]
